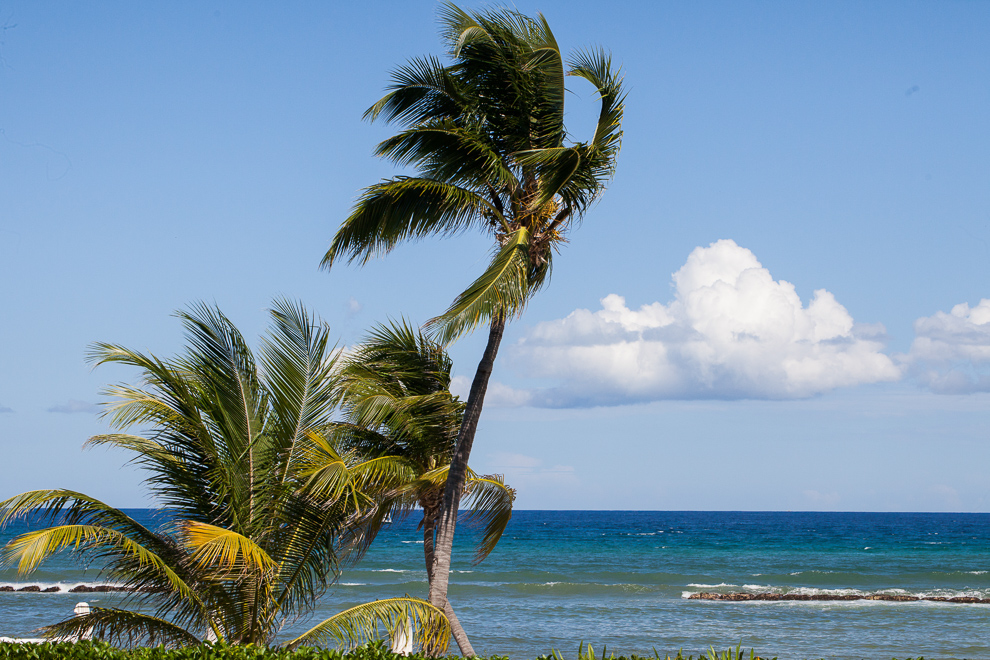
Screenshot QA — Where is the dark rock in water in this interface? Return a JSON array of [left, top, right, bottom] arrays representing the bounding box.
[[68, 584, 126, 593], [17, 585, 41, 592], [0, 586, 13, 592], [948, 596, 981, 603], [41, 586, 60, 593]]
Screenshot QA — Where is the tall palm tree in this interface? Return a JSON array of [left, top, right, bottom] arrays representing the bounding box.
[[333, 321, 514, 583], [321, 5, 624, 653], [0, 301, 450, 652]]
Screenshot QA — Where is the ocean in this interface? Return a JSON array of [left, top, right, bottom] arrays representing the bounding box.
[[1, 510, 988, 659]]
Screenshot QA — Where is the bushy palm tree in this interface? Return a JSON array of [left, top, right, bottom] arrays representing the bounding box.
[[321, 5, 624, 653], [333, 321, 514, 583], [0, 301, 449, 652]]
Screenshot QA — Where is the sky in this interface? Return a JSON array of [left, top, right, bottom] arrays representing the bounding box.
[[1, 1, 989, 512]]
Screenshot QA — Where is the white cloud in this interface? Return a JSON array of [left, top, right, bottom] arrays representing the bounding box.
[[484, 452, 577, 488], [905, 299, 990, 393], [508, 239, 900, 406], [450, 375, 534, 407], [345, 297, 362, 317], [47, 399, 100, 414]]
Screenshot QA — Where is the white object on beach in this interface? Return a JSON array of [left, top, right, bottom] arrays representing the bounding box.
[[71, 601, 93, 641], [390, 618, 413, 656]]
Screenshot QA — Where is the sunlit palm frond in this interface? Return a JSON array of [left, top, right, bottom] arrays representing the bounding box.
[[375, 122, 518, 197], [285, 597, 450, 653], [259, 298, 342, 482], [0, 524, 204, 613], [426, 227, 532, 344], [179, 521, 276, 575]]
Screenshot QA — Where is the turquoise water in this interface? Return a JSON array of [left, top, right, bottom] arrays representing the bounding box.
[[2, 511, 989, 659]]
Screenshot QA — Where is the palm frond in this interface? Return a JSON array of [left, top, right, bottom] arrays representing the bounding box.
[[41, 608, 201, 648], [364, 55, 465, 125], [0, 523, 206, 616], [568, 47, 626, 156], [426, 227, 533, 344], [285, 597, 450, 653], [179, 521, 276, 575], [259, 298, 342, 484], [374, 121, 518, 198], [323, 178, 499, 269], [462, 474, 515, 564]]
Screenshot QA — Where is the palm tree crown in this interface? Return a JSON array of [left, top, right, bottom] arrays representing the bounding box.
[[0, 301, 449, 651], [322, 3, 625, 343], [333, 321, 514, 579]]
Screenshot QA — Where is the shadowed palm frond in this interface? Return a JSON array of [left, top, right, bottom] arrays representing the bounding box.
[[322, 178, 500, 269], [461, 474, 516, 564], [42, 608, 202, 648]]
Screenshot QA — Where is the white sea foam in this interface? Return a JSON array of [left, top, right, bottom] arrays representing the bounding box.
[[686, 583, 737, 589], [339, 582, 367, 586], [400, 541, 425, 544], [371, 569, 408, 573]]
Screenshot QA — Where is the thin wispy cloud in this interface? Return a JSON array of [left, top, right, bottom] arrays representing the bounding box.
[[47, 399, 100, 414], [497, 240, 901, 407], [0, 403, 12, 413]]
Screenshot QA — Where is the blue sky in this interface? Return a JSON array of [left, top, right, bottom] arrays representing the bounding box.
[[1, 1, 988, 511]]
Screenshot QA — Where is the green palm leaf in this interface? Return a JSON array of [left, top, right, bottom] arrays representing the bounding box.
[[285, 597, 450, 653], [322, 177, 503, 269], [462, 474, 516, 564], [41, 608, 202, 648], [426, 227, 532, 344], [180, 521, 276, 575]]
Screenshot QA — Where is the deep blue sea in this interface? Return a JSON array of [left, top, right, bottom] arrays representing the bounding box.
[[2, 510, 989, 659]]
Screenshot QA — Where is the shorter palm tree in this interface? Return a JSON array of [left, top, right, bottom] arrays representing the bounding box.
[[332, 322, 514, 593], [0, 301, 449, 651]]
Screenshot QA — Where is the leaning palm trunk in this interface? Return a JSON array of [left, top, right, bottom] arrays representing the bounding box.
[[427, 315, 505, 642], [334, 320, 515, 656]]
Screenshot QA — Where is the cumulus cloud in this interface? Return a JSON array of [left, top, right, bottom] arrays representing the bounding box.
[[345, 297, 363, 317], [507, 239, 900, 407], [905, 299, 990, 393], [47, 399, 100, 414]]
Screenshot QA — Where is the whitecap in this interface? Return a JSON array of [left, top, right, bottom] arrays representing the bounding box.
[[686, 583, 737, 589]]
